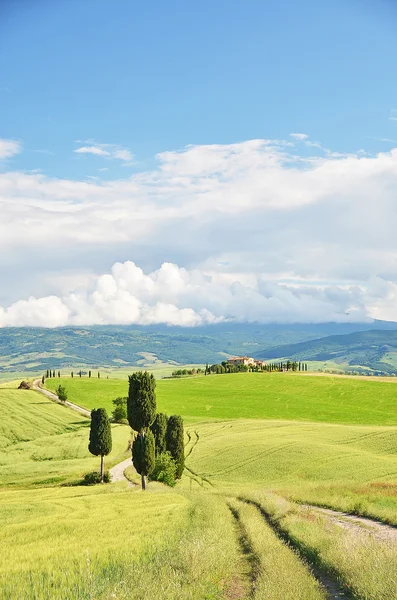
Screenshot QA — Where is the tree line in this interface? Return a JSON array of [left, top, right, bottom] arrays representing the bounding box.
[[44, 370, 102, 379], [88, 371, 184, 489], [171, 361, 309, 376]]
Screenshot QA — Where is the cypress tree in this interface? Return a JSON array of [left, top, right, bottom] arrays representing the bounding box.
[[71, 371, 74, 378], [52, 370, 55, 378], [88, 408, 112, 482], [166, 415, 184, 479], [150, 413, 168, 454], [127, 371, 157, 433], [128, 371, 157, 488], [58, 371, 61, 378], [41, 375, 45, 385], [98, 371, 100, 378], [132, 430, 155, 490], [89, 370, 92, 378]]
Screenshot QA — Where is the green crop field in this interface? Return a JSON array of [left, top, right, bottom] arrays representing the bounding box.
[[2, 371, 397, 599], [47, 371, 397, 425]]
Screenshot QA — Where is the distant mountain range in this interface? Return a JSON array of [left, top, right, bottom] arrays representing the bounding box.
[[1, 321, 397, 374]]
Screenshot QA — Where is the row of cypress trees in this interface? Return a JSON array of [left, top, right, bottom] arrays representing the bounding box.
[[88, 371, 184, 488]]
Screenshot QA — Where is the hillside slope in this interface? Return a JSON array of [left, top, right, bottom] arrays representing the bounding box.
[[257, 329, 397, 374]]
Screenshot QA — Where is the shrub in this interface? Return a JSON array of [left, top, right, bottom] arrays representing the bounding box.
[[56, 385, 68, 402], [112, 396, 127, 422], [82, 470, 110, 485], [150, 452, 177, 487]]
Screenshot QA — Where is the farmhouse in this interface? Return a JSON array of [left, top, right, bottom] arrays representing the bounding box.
[[227, 356, 266, 367]]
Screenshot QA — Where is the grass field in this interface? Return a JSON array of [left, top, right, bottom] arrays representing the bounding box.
[[0, 486, 242, 600], [47, 371, 397, 425], [2, 372, 397, 598], [0, 387, 131, 487]]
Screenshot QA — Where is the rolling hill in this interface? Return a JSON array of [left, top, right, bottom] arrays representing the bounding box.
[[257, 329, 397, 374], [1, 320, 397, 373]]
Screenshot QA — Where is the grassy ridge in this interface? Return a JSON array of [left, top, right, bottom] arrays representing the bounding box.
[[0, 388, 131, 487], [47, 372, 397, 425]]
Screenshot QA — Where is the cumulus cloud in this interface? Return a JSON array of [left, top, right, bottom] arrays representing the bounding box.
[[0, 138, 22, 159], [1, 137, 397, 323], [0, 260, 373, 327], [74, 142, 134, 163]]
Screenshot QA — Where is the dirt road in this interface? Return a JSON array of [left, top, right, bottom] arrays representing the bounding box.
[[304, 504, 397, 543], [32, 379, 91, 418]]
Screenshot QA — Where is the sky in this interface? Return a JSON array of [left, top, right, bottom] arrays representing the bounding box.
[[1, 0, 397, 326]]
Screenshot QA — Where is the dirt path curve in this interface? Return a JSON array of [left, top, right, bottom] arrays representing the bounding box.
[[303, 504, 397, 544], [109, 457, 135, 486], [32, 379, 91, 418]]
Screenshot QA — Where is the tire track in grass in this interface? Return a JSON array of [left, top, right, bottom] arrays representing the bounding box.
[[227, 501, 260, 599], [239, 497, 352, 600], [185, 430, 200, 459]]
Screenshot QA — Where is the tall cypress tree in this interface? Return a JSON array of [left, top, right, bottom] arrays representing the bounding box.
[[150, 413, 168, 454], [128, 371, 157, 488], [132, 430, 155, 489], [88, 408, 112, 482], [166, 415, 184, 479], [128, 371, 157, 433]]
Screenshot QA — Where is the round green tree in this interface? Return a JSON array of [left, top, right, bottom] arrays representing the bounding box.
[[150, 413, 168, 454], [166, 415, 184, 479], [88, 408, 112, 482], [132, 430, 155, 490]]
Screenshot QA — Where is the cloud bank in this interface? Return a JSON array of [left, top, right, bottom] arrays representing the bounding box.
[[0, 260, 373, 327], [1, 135, 397, 325]]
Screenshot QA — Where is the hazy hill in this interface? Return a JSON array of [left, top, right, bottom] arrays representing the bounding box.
[[1, 320, 397, 373], [257, 329, 397, 374]]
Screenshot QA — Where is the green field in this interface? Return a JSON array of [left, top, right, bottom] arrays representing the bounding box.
[[0, 387, 131, 488], [2, 372, 397, 599], [47, 371, 397, 425]]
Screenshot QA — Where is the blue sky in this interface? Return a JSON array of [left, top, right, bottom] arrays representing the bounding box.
[[1, 0, 397, 326], [1, 0, 397, 179]]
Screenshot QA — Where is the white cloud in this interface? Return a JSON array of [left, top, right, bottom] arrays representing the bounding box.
[[74, 142, 134, 163], [0, 260, 373, 327], [290, 133, 309, 140], [1, 137, 397, 323], [0, 139, 22, 159], [75, 145, 110, 157]]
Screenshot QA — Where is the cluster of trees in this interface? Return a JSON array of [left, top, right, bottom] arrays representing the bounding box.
[[206, 362, 251, 374], [128, 372, 184, 489], [171, 367, 204, 377], [88, 371, 184, 489]]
